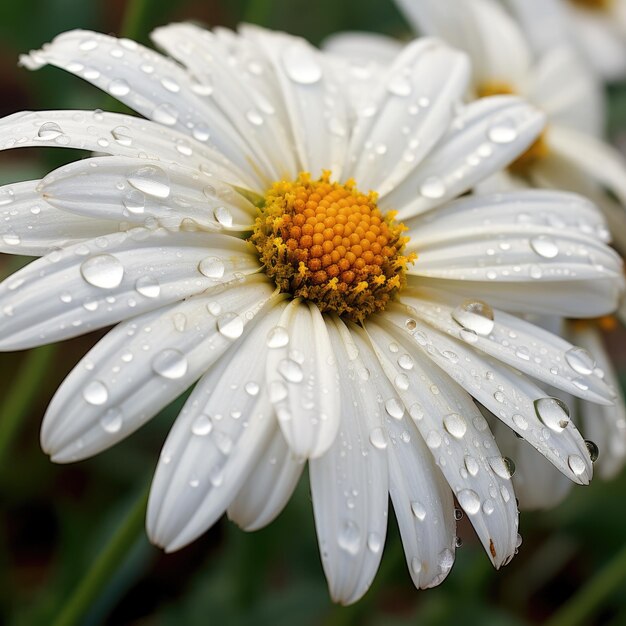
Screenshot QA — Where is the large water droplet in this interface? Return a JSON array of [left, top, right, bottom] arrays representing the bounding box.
[[337, 520, 361, 556], [568, 454, 587, 477], [112, 125, 133, 146], [108, 78, 130, 97], [282, 44, 323, 84], [152, 103, 179, 126], [152, 348, 188, 379], [199, 256, 225, 279], [191, 414, 213, 436], [385, 397, 404, 419], [438, 548, 454, 572], [123, 189, 145, 214], [369, 427, 388, 449], [80, 254, 124, 289], [83, 380, 108, 405], [100, 408, 123, 433], [452, 300, 495, 336], [489, 456, 515, 479], [135, 276, 161, 298], [37, 121, 64, 140], [266, 326, 289, 348], [419, 176, 446, 199], [411, 501, 427, 521], [387, 74, 412, 96], [217, 312, 244, 339], [367, 532, 382, 554], [278, 358, 304, 383], [530, 235, 559, 259], [213, 206, 233, 228], [565, 347, 596, 376], [488, 118, 518, 143], [457, 489, 481, 515], [443, 413, 467, 439], [585, 439, 599, 463], [127, 165, 170, 199], [534, 397, 570, 432]]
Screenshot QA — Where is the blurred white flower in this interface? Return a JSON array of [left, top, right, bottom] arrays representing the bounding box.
[[0, 24, 623, 603]]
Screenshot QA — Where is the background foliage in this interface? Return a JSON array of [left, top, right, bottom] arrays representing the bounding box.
[[1, 1, 626, 625]]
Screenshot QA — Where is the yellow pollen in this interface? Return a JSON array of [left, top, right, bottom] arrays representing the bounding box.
[[569, 0, 612, 11], [251, 171, 415, 322], [477, 81, 549, 176]]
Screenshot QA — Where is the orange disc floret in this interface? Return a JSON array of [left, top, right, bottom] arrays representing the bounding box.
[[251, 171, 416, 321]]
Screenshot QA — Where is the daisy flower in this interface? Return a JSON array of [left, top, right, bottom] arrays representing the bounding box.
[[506, 0, 626, 82], [0, 24, 624, 603]]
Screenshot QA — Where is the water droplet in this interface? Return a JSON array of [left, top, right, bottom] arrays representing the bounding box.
[[454, 508, 464, 521], [419, 176, 446, 199], [512, 413, 528, 431], [457, 489, 481, 515], [199, 256, 225, 279], [439, 548, 454, 572], [369, 427, 388, 449], [367, 532, 382, 553], [337, 520, 361, 556], [214, 430, 234, 455], [464, 455, 479, 476], [135, 276, 160, 298], [443, 413, 467, 439], [217, 312, 244, 339], [411, 501, 426, 521], [411, 557, 423, 575], [452, 300, 495, 336], [80, 254, 124, 289], [534, 397, 570, 432], [127, 165, 170, 198], [246, 109, 264, 126], [37, 121, 64, 140], [278, 358, 303, 383], [108, 78, 130, 97], [488, 118, 518, 143], [152, 348, 188, 379], [266, 326, 289, 348], [269, 380, 288, 403], [191, 414, 213, 436], [123, 189, 145, 214], [385, 398, 404, 420], [282, 44, 322, 84], [387, 74, 412, 96], [398, 354, 414, 370], [530, 235, 559, 259], [213, 206, 233, 228], [112, 125, 132, 146], [83, 380, 108, 405], [152, 103, 179, 126], [245, 381, 260, 396], [426, 430, 442, 449], [100, 408, 123, 433], [585, 440, 599, 463], [565, 347, 596, 376], [568, 454, 587, 477], [489, 456, 515, 479]]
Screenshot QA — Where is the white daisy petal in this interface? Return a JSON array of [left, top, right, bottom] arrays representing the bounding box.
[[148, 300, 287, 552], [385, 97, 546, 219], [309, 317, 389, 605], [366, 319, 519, 568], [548, 125, 626, 207], [0, 110, 254, 189], [322, 31, 403, 66], [381, 308, 594, 485], [151, 23, 298, 183], [227, 427, 305, 531], [0, 228, 260, 350], [351, 327, 457, 589], [397, 289, 614, 405], [21, 30, 263, 186], [266, 299, 340, 459], [40, 156, 256, 230], [0, 179, 120, 255], [568, 323, 626, 480], [40, 276, 275, 461], [346, 38, 470, 194], [395, 0, 532, 88], [240, 25, 350, 180]]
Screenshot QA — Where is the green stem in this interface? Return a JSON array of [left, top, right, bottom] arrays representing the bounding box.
[[545, 543, 626, 626], [52, 488, 149, 626], [119, 0, 155, 41], [244, 0, 273, 25], [0, 344, 56, 467]]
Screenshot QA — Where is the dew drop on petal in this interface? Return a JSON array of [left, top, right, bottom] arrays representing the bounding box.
[[152, 348, 188, 379], [565, 347, 596, 376], [80, 254, 124, 289], [123, 189, 145, 214], [439, 548, 454, 572], [530, 235, 559, 259], [266, 326, 289, 348], [452, 300, 495, 336], [199, 256, 225, 279], [213, 206, 233, 227], [127, 165, 170, 199], [100, 408, 123, 433], [585, 440, 599, 463], [135, 276, 161, 298], [387, 74, 412, 96], [369, 427, 388, 449], [337, 520, 361, 556], [534, 397, 570, 432], [245, 381, 260, 396], [278, 358, 304, 383], [112, 125, 133, 146], [367, 532, 382, 554], [419, 176, 446, 199], [443, 413, 467, 439], [487, 118, 518, 143], [411, 501, 427, 521], [457, 489, 481, 515], [568, 454, 587, 477], [37, 121, 64, 140], [217, 312, 244, 339], [191, 414, 213, 436], [108, 78, 130, 97], [152, 103, 179, 126], [282, 44, 322, 84], [385, 397, 404, 420], [489, 456, 515, 479], [83, 380, 108, 405]]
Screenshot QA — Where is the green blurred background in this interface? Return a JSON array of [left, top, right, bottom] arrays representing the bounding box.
[[1, 1, 626, 625]]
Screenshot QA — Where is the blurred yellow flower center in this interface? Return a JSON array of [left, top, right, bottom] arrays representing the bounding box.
[[569, 0, 612, 10], [252, 172, 414, 321], [477, 81, 549, 175]]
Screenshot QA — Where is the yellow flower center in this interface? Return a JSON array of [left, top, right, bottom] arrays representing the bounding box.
[[569, 0, 612, 11], [251, 171, 415, 322], [477, 81, 549, 176]]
